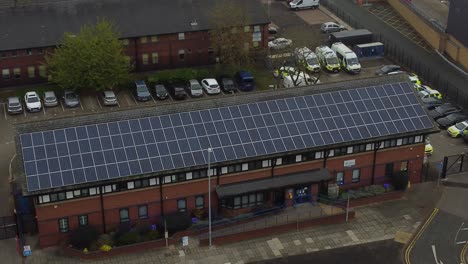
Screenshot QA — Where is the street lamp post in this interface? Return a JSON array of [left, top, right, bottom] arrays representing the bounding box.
[[207, 148, 213, 248]]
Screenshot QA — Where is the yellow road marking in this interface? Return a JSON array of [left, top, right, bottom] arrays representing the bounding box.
[[461, 242, 468, 264], [404, 208, 439, 264]]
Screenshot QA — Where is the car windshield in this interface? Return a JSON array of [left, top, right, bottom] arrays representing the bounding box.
[[326, 57, 338, 65], [348, 57, 359, 65], [106, 95, 116, 100], [292, 0, 300, 3], [28, 96, 39, 103], [455, 123, 466, 130], [45, 96, 55, 101], [137, 86, 148, 93], [306, 57, 318, 65], [65, 93, 76, 99], [192, 84, 202, 90], [156, 86, 166, 93], [9, 101, 20, 107], [242, 78, 254, 84]]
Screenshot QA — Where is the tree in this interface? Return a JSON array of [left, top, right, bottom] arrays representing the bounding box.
[[45, 19, 131, 92], [209, 0, 256, 68]]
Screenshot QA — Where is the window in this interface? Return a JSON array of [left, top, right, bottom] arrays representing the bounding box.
[[152, 52, 159, 64], [26, 49, 32, 55], [276, 158, 283, 165], [38, 65, 46, 78], [121, 39, 129, 46], [295, 155, 303, 162], [396, 139, 403, 146], [242, 195, 248, 207], [256, 193, 264, 205], [195, 196, 204, 209], [2, 69, 10, 79], [177, 199, 186, 212], [234, 197, 241, 209], [164, 175, 172, 183], [242, 163, 249, 171], [119, 208, 129, 222], [142, 53, 149, 65], [208, 48, 214, 57], [328, 149, 335, 157], [385, 163, 394, 177], [347, 146, 353, 154], [37, 48, 44, 54], [244, 26, 250, 32], [315, 151, 324, 159], [221, 166, 228, 174], [365, 143, 374, 151], [414, 135, 423, 143], [262, 160, 271, 168], [78, 215, 88, 226], [336, 172, 344, 185], [186, 172, 193, 180], [352, 169, 360, 183], [178, 50, 185, 61], [13, 68, 21, 79], [178, 33, 185, 40], [138, 205, 148, 219], [353, 144, 366, 153], [151, 35, 158, 42], [27, 66, 35, 78], [400, 161, 408, 171], [127, 181, 135, 189], [58, 218, 69, 233], [66, 191, 73, 199], [254, 25, 260, 32], [140, 37, 148, 44], [149, 178, 158, 186], [253, 41, 259, 47]]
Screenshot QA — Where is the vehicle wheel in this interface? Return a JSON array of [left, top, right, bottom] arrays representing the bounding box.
[[325, 30, 330, 34]]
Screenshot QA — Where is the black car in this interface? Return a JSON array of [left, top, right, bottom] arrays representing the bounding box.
[[170, 85, 187, 100], [134, 80, 152, 101], [154, 84, 168, 100], [220, 78, 237, 93], [375, 65, 401, 75], [428, 103, 460, 120], [421, 97, 443, 110], [436, 113, 468, 128]]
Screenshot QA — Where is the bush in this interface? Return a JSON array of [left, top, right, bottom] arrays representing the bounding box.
[[115, 231, 140, 246], [135, 223, 151, 236], [164, 212, 192, 234], [192, 208, 206, 220], [96, 234, 114, 248], [143, 230, 161, 241], [69, 226, 99, 250]]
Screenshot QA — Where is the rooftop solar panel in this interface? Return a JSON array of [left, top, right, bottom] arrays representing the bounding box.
[[20, 82, 434, 192]]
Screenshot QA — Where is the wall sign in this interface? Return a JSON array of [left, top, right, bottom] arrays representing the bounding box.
[[344, 159, 356, 167]]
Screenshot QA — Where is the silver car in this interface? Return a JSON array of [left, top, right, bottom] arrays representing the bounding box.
[[7, 97, 23, 114], [43, 91, 58, 107], [187, 79, 203, 97], [100, 90, 118, 106], [63, 90, 80, 108]]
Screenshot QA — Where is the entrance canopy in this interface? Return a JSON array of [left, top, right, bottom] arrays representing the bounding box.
[[216, 169, 331, 198]]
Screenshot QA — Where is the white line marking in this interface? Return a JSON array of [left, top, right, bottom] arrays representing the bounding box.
[[455, 241, 467, 245], [80, 100, 84, 110], [455, 222, 465, 244], [60, 101, 65, 112], [3, 104, 7, 120], [151, 95, 156, 104], [96, 95, 102, 109], [346, 230, 359, 242], [43, 106, 46, 115], [431, 245, 444, 264]]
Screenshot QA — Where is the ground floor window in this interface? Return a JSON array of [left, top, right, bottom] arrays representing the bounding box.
[[195, 195, 204, 209], [58, 218, 69, 233], [352, 169, 360, 183], [336, 172, 344, 185], [138, 205, 148, 219], [119, 208, 129, 222], [78, 215, 88, 226], [221, 191, 265, 209], [177, 199, 186, 212]]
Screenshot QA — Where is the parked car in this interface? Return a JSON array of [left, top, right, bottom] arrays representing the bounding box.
[[408, 73, 421, 85], [413, 84, 430, 92], [421, 97, 443, 110], [436, 113, 468, 129], [418, 89, 442, 100], [24, 91, 42, 112], [320, 22, 346, 33], [154, 84, 169, 100], [220, 78, 237, 93], [7, 96, 23, 114], [170, 85, 188, 100], [134, 80, 152, 101], [201, 79, 221, 95], [235, 71, 255, 91], [100, 90, 118, 106], [289, 0, 320, 10], [462, 130, 468, 143], [447, 121, 468, 138], [273, 66, 297, 78], [428, 103, 460, 120], [187, 79, 203, 97], [268, 38, 293, 50], [63, 90, 80, 108], [375, 65, 402, 75], [268, 26, 277, 41], [43, 91, 58, 107]]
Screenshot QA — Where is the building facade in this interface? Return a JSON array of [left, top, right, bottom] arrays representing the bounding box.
[[0, 0, 270, 88], [15, 75, 437, 247]]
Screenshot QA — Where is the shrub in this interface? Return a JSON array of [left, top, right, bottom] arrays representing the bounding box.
[[69, 226, 99, 250], [143, 230, 161, 241], [96, 234, 114, 248], [164, 212, 192, 234], [135, 223, 151, 236], [192, 208, 206, 220], [115, 231, 140, 246]]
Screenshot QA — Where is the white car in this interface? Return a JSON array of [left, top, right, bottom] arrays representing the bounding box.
[[268, 38, 292, 50], [201, 79, 221, 95], [24, 91, 42, 112]]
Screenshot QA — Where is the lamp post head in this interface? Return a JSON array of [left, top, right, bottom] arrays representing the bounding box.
[[207, 148, 213, 152]]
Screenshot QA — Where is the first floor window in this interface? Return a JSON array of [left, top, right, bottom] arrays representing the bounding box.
[[400, 161, 408, 171], [27, 66, 35, 78], [140, 36, 148, 44], [178, 33, 185, 40], [151, 35, 158, 42], [26, 49, 32, 55], [142, 53, 149, 65], [13, 68, 21, 79], [178, 50, 185, 61], [195, 195, 204, 209], [2, 69, 10, 79], [336, 171, 344, 185], [119, 208, 129, 222], [58, 218, 69, 233], [78, 215, 88, 226], [138, 205, 148, 219], [244, 26, 250, 32], [152, 52, 159, 64], [38, 65, 46, 78], [177, 199, 186, 212], [254, 25, 260, 32], [352, 169, 360, 183]]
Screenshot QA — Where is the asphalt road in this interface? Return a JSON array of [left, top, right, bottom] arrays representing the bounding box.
[[253, 239, 404, 264]]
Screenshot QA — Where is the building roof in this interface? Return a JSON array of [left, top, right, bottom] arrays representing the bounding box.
[[15, 74, 438, 196], [216, 168, 331, 198], [0, 0, 270, 51]]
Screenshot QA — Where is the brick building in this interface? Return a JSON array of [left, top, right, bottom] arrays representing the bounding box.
[[15, 75, 437, 247], [0, 0, 270, 88]]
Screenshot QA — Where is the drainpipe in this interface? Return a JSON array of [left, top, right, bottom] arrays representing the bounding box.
[[323, 150, 330, 168], [159, 176, 164, 220], [99, 185, 106, 233], [216, 167, 220, 185], [271, 158, 276, 178], [371, 142, 381, 185]]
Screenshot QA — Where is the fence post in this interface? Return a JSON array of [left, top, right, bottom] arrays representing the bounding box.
[[346, 193, 350, 222]]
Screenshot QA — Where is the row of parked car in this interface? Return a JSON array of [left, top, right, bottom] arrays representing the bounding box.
[[133, 71, 256, 102]]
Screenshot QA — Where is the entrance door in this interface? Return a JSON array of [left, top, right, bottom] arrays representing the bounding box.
[[294, 186, 311, 204], [273, 190, 285, 206]]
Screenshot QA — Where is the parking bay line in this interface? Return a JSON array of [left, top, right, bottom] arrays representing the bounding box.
[[96, 95, 102, 109], [3, 104, 7, 120]]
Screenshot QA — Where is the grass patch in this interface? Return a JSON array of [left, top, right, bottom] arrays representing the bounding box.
[[14, 84, 61, 98]]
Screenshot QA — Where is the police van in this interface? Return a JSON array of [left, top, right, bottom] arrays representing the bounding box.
[[294, 47, 321, 73], [315, 45, 340, 73], [330, 42, 361, 74]]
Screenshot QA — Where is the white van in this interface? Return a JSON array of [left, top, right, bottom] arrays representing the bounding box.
[[315, 45, 340, 73], [294, 47, 321, 73], [283, 72, 320, 88], [330, 42, 361, 74], [289, 0, 320, 10]]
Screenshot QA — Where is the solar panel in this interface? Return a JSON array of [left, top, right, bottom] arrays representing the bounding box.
[[20, 82, 434, 192]]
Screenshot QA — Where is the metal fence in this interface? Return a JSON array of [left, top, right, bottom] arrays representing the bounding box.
[[442, 153, 468, 178], [320, 0, 468, 110], [0, 216, 16, 240]]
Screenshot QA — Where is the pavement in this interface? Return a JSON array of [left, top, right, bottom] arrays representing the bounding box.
[[411, 0, 449, 28], [21, 182, 439, 264]]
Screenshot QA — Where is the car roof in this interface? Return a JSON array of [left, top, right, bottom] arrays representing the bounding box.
[[323, 22, 337, 26], [238, 71, 252, 77], [103, 90, 115, 96], [44, 91, 56, 96], [25, 91, 38, 96], [203, 78, 217, 84], [189, 79, 200, 84], [8, 96, 20, 103]]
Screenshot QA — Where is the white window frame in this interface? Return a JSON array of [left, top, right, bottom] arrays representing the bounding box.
[[186, 172, 193, 180], [242, 163, 249, 171], [73, 190, 81, 196], [336, 171, 344, 184], [66, 191, 73, 199], [328, 150, 335, 157], [397, 138, 403, 146], [42, 195, 50, 203], [415, 135, 423, 143], [178, 33, 185, 40], [221, 166, 228, 174], [104, 185, 112, 193], [352, 169, 360, 183], [89, 187, 97, 195], [366, 143, 374, 151], [315, 151, 324, 159], [347, 146, 353, 154], [262, 160, 271, 168], [254, 25, 260, 32], [127, 182, 135, 189], [164, 176, 172, 183], [295, 155, 302, 162], [276, 158, 283, 165], [149, 178, 157, 186]]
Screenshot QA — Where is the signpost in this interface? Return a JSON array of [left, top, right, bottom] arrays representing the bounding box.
[[182, 236, 188, 247], [23, 245, 32, 257], [437, 161, 443, 187]]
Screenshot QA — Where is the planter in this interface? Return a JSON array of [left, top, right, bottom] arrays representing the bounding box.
[[348, 191, 404, 208]]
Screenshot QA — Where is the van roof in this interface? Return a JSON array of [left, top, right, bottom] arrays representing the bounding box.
[[238, 71, 253, 78]]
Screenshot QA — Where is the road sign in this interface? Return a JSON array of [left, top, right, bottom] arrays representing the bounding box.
[[437, 162, 443, 171], [182, 236, 188, 247], [23, 245, 32, 257]]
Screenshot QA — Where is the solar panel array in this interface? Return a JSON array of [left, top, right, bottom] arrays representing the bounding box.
[[20, 82, 433, 192]]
